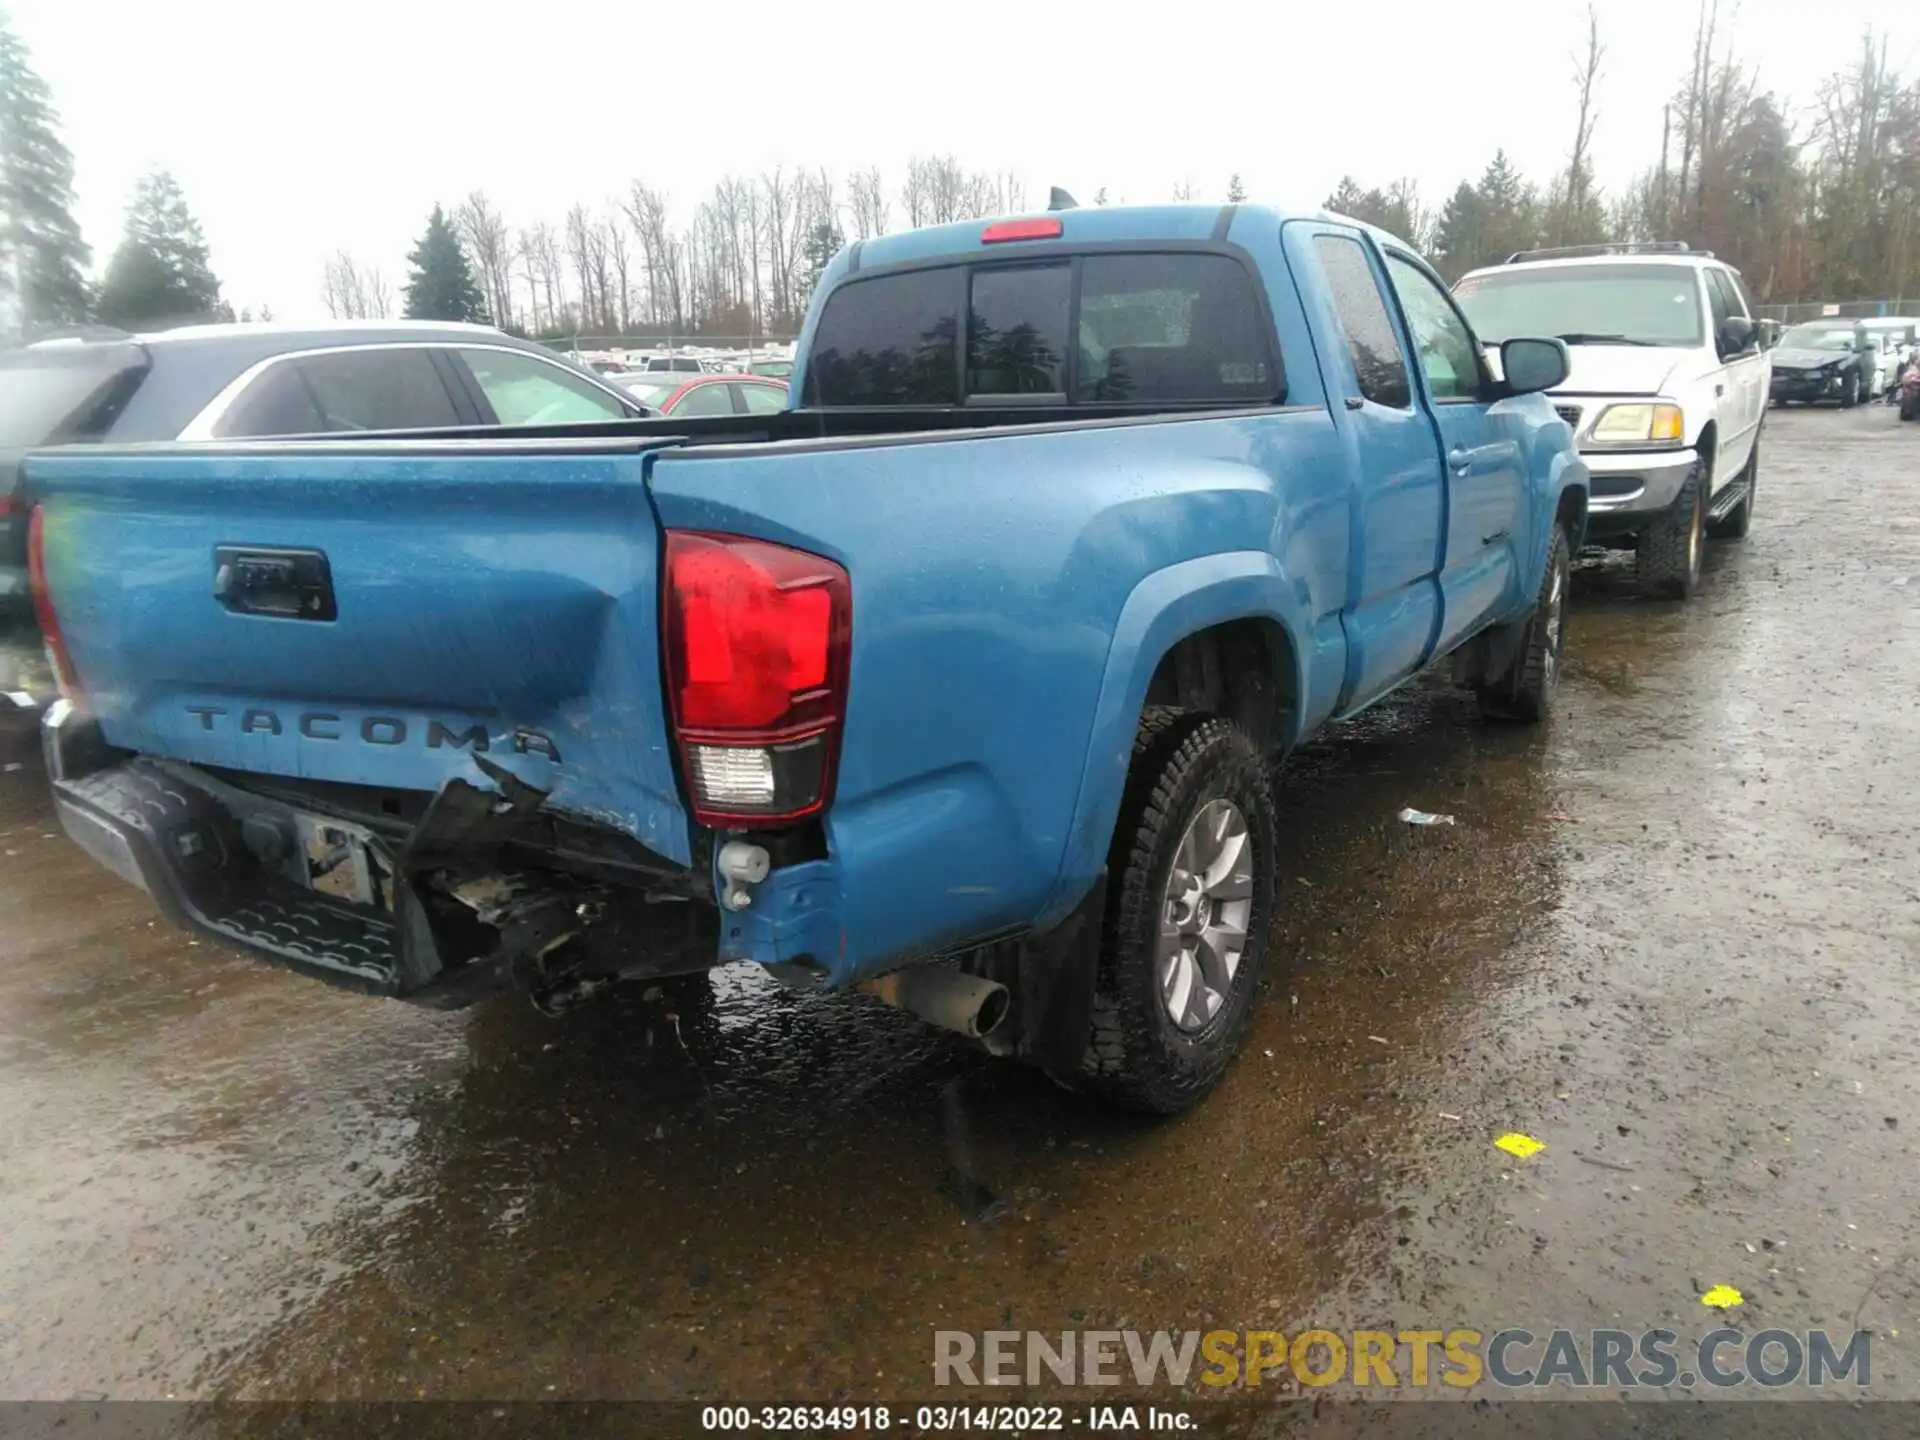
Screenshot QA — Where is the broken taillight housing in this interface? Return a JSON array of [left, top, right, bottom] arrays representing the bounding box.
[[27, 504, 83, 701], [662, 530, 851, 827]]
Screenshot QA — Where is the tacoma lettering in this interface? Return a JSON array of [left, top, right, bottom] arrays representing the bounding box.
[[180, 707, 557, 762]]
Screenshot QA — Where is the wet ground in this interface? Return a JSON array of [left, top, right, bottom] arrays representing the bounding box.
[[0, 405, 1916, 1427]]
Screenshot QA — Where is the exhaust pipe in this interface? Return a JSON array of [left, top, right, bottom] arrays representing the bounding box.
[[860, 966, 1010, 1041]]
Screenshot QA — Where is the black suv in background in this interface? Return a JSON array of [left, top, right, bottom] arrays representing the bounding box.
[[2, 321, 644, 706]]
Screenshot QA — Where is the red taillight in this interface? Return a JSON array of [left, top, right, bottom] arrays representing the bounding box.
[[0, 494, 15, 518], [26, 505, 83, 700], [981, 217, 1063, 244], [663, 531, 850, 827]]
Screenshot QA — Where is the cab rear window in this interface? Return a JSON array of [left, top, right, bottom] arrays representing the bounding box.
[[802, 250, 1280, 408]]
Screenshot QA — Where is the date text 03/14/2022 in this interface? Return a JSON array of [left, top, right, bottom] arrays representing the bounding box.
[[698, 1404, 1195, 1431]]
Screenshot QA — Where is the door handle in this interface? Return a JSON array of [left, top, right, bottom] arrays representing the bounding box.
[[1447, 449, 1471, 475]]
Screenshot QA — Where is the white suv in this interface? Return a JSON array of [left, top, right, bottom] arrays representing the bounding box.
[[1453, 244, 1768, 600]]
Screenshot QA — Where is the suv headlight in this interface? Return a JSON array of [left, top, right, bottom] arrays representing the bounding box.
[[1589, 402, 1684, 446]]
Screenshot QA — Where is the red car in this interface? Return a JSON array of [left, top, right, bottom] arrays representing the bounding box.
[[620, 373, 788, 417]]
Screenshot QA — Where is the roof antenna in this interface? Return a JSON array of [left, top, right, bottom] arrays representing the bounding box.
[[1047, 187, 1079, 212]]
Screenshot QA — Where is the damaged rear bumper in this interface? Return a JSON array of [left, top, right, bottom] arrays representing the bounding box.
[[41, 699, 714, 1008]]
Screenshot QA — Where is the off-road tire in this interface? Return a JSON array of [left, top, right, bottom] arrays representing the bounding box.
[[1635, 457, 1707, 600], [1077, 709, 1277, 1114], [1478, 525, 1570, 723], [1706, 439, 1757, 541]]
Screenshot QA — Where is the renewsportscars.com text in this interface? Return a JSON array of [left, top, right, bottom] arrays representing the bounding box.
[[933, 1328, 1870, 1390]]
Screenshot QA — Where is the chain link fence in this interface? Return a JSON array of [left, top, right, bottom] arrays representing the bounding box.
[[1753, 300, 1920, 324], [535, 334, 798, 355]]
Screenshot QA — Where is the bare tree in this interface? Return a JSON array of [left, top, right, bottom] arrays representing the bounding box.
[[603, 210, 632, 332], [319, 251, 391, 319], [1171, 179, 1196, 202], [1559, 5, 1605, 241], [962, 171, 1001, 218], [517, 222, 562, 333], [623, 181, 683, 330], [456, 190, 514, 328], [761, 166, 797, 326], [847, 165, 890, 238]]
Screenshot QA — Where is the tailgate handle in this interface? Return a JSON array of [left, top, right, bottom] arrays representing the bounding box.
[[214, 545, 337, 621]]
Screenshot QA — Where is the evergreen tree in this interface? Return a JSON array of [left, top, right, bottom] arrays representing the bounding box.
[[801, 216, 844, 301], [94, 171, 222, 327], [1473, 150, 1541, 265], [0, 10, 91, 330], [403, 204, 486, 322], [1432, 181, 1488, 280], [1226, 173, 1247, 203]]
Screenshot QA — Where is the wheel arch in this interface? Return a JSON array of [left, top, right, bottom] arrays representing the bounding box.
[[1033, 553, 1308, 929]]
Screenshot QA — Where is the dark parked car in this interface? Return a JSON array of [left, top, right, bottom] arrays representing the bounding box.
[[1768, 323, 1879, 407], [2, 320, 645, 705], [618, 372, 788, 417]]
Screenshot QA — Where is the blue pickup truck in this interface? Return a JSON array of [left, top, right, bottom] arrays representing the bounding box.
[[22, 204, 1587, 1113]]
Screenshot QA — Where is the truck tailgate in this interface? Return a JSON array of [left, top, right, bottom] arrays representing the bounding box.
[[24, 440, 694, 864]]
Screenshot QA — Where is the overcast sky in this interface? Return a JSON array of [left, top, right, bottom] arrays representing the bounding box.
[[10, 0, 1917, 321]]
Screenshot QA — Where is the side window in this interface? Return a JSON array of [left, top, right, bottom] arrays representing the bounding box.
[[674, 382, 736, 418], [1704, 271, 1733, 330], [1383, 253, 1483, 401], [1720, 269, 1755, 319], [216, 350, 459, 437], [459, 348, 632, 425], [968, 264, 1070, 397], [1312, 234, 1411, 409], [213, 362, 327, 437], [738, 382, 788, 415], [292, 349, 461, 431]]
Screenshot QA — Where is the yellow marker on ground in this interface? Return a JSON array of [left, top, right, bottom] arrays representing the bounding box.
[[1701, 1285, 1745, 1309], [1493, 1133, 1545, 1159]]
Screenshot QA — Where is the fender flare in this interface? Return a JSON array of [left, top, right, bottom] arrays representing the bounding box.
[[1034, 550, 1311, 928], [1517, 444, 1590, 608]]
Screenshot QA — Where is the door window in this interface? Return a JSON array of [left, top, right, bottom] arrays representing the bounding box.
[[458, 348, 633, 425], [673, 382, 737, 417], [216, 349, 461, 437], [1312, 234, 1411, 409], [1383, 254, 1483, 401], [738, 382, 788, 415]]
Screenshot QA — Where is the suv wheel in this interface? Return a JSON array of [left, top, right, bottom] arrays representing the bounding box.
[[1078, 709, 1277, 1114], [1635, 457, 1707, 600], [1478, 525, 1570, 722]]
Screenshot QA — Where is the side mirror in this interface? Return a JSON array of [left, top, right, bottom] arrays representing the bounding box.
[[1500, 336, 1570, 396], [1717, 315, 1756, 357], [1757, 319, 1782, 349]]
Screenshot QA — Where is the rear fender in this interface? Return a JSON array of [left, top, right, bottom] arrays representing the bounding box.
[[1036, 551, 1309, 928]]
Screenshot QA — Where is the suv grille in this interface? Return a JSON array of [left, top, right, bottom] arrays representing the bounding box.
[[1554, 404, 1583, 430]]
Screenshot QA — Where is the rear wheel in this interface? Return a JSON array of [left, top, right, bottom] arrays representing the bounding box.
[[1635, 458, 1707, 600], [1078, 710, 1277, 1114]]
